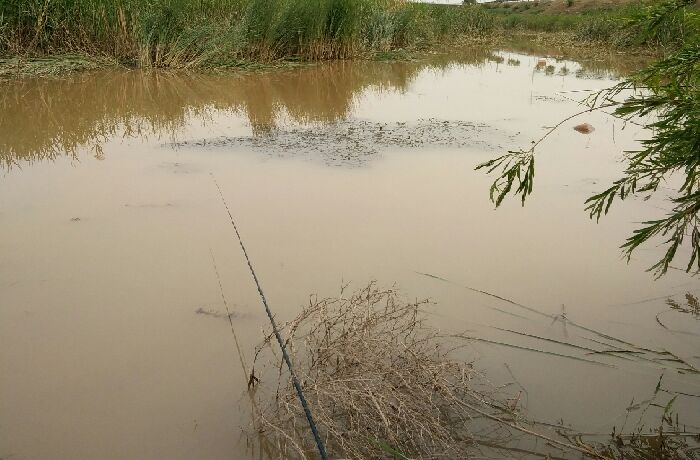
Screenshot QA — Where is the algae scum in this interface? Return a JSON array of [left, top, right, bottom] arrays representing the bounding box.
[[170, 119, 507, 166], [1, 49, 699, 459]]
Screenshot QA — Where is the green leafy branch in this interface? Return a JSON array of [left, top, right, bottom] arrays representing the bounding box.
[[475, 104, 615, 207], [618, 0, 698, 48], [475, 149, 535, 206], [477, 36, 699, 277], [624, 192, 700, 276], [585, 42, 700, 277]]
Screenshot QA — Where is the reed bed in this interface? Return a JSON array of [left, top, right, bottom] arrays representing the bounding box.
[[0, 0, 493, 67], [2, 0, 692, 75]]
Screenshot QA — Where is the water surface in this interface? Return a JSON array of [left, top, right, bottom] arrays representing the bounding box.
[[2, 47, 699, 459]]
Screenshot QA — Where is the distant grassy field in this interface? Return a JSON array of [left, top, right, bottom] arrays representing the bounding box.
[[484, 0, 700, 48], [484, 0, 640, 16]]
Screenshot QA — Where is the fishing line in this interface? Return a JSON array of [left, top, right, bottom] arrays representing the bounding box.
[[210, 173, 329, 460], [209, 247, 250, 378]]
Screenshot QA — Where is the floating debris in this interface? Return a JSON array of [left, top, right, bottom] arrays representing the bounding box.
[[574, 122, 595, 134], [123, 202, 175, 208], [667, 293, 700, 319], [167, 119, 511, 167], [195, 306, 249, 320], [416, 271, 700, 374]]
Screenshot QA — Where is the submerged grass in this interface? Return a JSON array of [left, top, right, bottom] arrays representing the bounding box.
[[417, 271, 700, 375]]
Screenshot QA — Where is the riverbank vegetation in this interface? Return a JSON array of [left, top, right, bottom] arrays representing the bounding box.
[[0, 0, 493, 69], [2, 0, 695, 75], [487, 0, 699, 49]]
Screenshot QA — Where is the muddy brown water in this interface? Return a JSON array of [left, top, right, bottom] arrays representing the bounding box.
[[1, 47, 699, 459]]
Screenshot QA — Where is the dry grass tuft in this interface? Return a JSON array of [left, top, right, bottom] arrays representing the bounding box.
[[250, 283, 700, 459], [251, 282, 512, 459]]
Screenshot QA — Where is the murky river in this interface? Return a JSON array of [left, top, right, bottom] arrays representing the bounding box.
[[2, 46, 699, 459]]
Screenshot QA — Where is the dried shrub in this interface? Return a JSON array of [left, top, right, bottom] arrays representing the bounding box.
[[251, 283, 511, 459], [250, 283, 700, 460]]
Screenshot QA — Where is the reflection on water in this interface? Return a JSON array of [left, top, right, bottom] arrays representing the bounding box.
[[500, 39, 653, 78], [0, 46, 643, 169], [0, 51, 482, 167]]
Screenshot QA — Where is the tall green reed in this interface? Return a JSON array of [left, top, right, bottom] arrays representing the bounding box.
[[0, 0, 493, 67]]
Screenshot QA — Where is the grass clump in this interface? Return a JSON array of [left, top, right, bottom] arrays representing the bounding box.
[[251, 283, 511, 459]]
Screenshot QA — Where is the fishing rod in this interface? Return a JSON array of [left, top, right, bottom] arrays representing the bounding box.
[[211, 173, 329, 460]]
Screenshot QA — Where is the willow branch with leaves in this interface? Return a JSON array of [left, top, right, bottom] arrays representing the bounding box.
[[477, 0, 699, 277], [587, 43, 700, 277]]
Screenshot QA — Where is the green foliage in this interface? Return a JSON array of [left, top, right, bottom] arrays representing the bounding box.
[[614, 0, 700, 48], [573, 16, 618, 42], [491, 0, 699, 48], [475, 150, 535, 207], [586, 42, 700, 276], [494, 11, 597, 33], [0, 0, 493, 65], [372, 438, 411, 460]]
